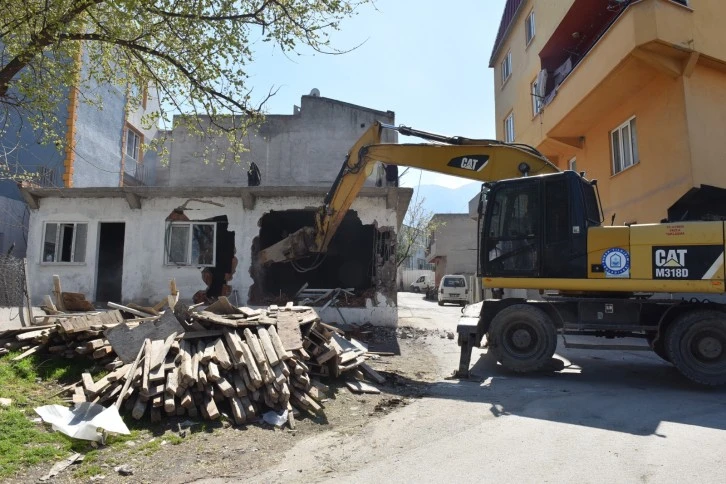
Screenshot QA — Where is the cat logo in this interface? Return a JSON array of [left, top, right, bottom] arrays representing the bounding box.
[[654, 249, 688, 278], [447, 155, 489, 172]]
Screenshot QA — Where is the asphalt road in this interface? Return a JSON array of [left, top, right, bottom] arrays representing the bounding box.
[[244, 293, 726, 483]]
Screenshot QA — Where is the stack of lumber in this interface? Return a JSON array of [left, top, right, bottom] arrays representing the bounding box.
[[56, 298, 382, 426], [0, 310, 127, 362]]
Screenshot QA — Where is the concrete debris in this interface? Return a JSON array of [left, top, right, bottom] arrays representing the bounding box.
[[39, 453, 83, 481], [0, 397, 12, 407]]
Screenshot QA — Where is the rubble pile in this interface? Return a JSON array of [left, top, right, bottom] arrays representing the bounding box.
[[1, 278, 387, 428]]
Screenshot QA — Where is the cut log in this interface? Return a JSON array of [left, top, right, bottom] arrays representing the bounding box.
[[257, 328, 280, 366], [164, 393, 175, 413], [180, 390, 193, 408], [72, 386, 86, 404], [259, 359, 275, 385], [179, 340, 194, 385], [232, 373, 248, 397], [92, 346, 114, 359], [201, 339, 215, 364]]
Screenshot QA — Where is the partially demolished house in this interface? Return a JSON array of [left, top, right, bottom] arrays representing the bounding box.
[[21, 93, 412, 326]]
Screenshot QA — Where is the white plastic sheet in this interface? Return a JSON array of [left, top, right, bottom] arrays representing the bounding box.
[[35, 402, 130, 442], [262, 409, 288, 427]]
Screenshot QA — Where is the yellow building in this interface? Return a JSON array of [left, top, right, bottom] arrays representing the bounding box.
[[490, 0, 726, 225]]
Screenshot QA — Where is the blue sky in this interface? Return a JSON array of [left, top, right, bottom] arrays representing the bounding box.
[[245, 0, 506, 189]]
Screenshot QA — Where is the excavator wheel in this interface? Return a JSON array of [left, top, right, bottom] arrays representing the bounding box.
[[488, 304, 557, 373], [666, 310, 726, 386], [646, 334, 671, 363]]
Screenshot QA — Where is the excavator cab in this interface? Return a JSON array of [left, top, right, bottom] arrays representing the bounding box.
[[481, 171, 602, 279]]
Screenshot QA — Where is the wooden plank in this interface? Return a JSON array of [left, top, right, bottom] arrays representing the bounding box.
[[240, 341, 263, 387], [166, 367, 180, 396], [107, 301, 153, 318], [204, 395, 220, 420], [360, 362, 386, 384], [276, 312, 304, 351], [207, 361, 221, 382], [115, 342, 146, 409], [53, 275, 65, 312], [222, 329, 245, 360], [182, 330, 223, 339], [194, 311, 239, 327], [215, 377, 235, 398], [105, 311, 184, 363], [345, 379, 380, 394], [81, 372, 96, 395], [257, 328, 280, 366], [150, 332, 177, 369], [267, 326, 291, 361], [141, 338, 153, 396], [179, 340, 195, 385], [232, 373, 248, 397], [229, 396, 246, 425], [243, 329, 266, 364], [205, 296, 242, 315], [212, 338, 233, 370]]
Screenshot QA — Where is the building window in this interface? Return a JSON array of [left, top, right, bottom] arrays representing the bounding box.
[[165, 222, 216, 266], [531, 78, 543, 116], [611, 117, 639, 174], [525, 10, 536, 45], [42, 222, 87, 263], [501, 51, 512, 85], [504, 113, 515, 143], [126, 126, 143, 162]]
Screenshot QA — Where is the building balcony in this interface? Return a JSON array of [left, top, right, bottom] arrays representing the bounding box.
[[123, 156, 148, 186], [537, 0, 696, 145]]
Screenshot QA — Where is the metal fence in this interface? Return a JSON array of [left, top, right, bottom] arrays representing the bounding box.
[[0, 255, 27, 308]]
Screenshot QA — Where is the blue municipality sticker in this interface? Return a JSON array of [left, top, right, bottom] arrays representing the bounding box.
[[602, 248, 630, 278]]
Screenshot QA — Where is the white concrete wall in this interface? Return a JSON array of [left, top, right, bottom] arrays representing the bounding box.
[[26, 193, 400, 325]]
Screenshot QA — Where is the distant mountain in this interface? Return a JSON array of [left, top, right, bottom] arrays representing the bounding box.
[[409, 182, 483, 215]]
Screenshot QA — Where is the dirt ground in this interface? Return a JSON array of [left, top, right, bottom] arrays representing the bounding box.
[[11, 326, 452, 483]]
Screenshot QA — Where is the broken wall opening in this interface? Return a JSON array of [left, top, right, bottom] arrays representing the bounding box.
[[250, 210, 395, 306]]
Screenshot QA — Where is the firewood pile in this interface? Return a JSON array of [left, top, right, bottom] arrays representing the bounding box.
[[1, 279, 386, 429]]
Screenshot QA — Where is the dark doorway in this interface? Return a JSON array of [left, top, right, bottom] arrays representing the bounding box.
[[96, 222, 125, 303]]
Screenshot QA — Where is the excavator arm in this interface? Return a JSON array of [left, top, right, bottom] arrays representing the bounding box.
[[259, 121, 560, 264]]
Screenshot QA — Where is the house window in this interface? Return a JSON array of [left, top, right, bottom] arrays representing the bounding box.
[[525, 10, 536, 45], [611, 117, 639, 174], [126, 126, 143, 162], [531, 78, 543, 116], [504, 113, 515, 143], [165, 222, 216, 266], [42, 222, 87, 263], [501, 51, 512, 85]]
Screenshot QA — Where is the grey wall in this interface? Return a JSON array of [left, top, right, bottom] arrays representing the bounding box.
[[72, 72, 125, 187], [429, 214, 478, 276], [0, 197, 29, 256], [166, 95, 396, 187]]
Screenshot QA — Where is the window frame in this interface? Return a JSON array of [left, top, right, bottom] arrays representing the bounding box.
[[125, 125, 144, 163], [165, 221, 217, 267], [610, 116, 640, 175], [501, 51, 512, 85], [504, 112, 515, 143], [40, 222, 88, 265], [525, 10, 536, 46]]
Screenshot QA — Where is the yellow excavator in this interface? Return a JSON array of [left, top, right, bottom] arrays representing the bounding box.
[[260, 121, 726, 386]]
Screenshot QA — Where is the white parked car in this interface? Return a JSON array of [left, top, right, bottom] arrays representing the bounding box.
[[438, 275, 468, 306], [410, 275, 433, 293]]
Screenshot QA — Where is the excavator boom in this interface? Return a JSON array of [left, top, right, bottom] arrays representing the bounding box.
[[259, 121, 560, 264]]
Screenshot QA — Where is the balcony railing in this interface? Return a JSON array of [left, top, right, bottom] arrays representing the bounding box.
[[123, 156, 148, 185], [0, 163, 59, 187]]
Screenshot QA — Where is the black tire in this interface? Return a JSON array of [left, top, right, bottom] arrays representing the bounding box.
[[413, 287, 420, 293], [438, 301, 444, 306], [488, 304, 557, 373], [646, 334, 671, 363], [666, 310, 726, 386]]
